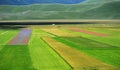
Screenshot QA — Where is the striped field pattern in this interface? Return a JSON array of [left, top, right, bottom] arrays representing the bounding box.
[[0, 24, 120, 70]]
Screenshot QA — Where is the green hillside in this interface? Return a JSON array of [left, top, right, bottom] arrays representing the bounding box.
[[0, 0, 120, 20]]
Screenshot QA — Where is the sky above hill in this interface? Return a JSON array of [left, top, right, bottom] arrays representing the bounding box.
[[0, 0, 85, 5]]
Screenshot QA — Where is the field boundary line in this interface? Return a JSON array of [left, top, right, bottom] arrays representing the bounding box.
[[41, 37, 74, 70], [42, 37, 119, 70], [39, 29, 57, 37], [42, 29, 78, 37], [39, 30, 58, 37], [42, 28, 120, 49]]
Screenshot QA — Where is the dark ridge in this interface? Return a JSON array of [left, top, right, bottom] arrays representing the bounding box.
[[0, 22, 91, 25], [0, 25, 27, 29]]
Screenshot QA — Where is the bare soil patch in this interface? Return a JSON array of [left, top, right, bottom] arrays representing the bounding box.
[[8, 29, 32, 45]]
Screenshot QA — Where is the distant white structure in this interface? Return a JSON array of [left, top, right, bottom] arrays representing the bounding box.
[[52, 24, 55, 26]]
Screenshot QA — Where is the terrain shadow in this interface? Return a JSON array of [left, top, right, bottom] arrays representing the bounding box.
[[0, 25, 27, 30]]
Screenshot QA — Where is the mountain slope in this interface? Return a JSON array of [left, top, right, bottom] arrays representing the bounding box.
[[78, 1, 120, 19], [0, 0, 120, 20], [0, 0, 85, 5]]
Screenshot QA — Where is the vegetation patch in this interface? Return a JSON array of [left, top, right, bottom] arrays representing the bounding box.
[[28, 29, 72, 70], [53, 37, 119, 50], [53, 37, 120, 67], [43, 37, 117, 70], [0, 45, 35, 70]]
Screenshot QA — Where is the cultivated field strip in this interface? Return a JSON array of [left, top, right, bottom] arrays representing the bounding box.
[[0, 30, 18, 45], [62, 28, 120, 67], [0, 30, 19, 52], [0, 30, 35, 70], [42, 37, 118, 70], [28, 29, 72, 70], [83, 28, 118, 35], [69, 28, 108, 37], [0, 25, 120, 70], [0, 45, 34, 70], [42, 29, 78, 37], [32, 29, 55, 37], [53, 37, 120, 67], [8, 29, 32, 45], [54, 37, 118, 49], [64, 27, 120, 47]]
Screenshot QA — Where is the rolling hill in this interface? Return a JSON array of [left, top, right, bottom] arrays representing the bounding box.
[[0, 0, 120, 20], [0, 0, 85, 5]]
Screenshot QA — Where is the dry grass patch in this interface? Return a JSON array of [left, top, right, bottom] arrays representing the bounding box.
[[42, 29, 78, 37]]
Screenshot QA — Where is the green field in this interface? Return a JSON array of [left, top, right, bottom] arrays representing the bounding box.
[[0, 23, 120, 70]]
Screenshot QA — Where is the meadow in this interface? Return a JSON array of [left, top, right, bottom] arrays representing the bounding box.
[[0, 23, 120, 70]]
